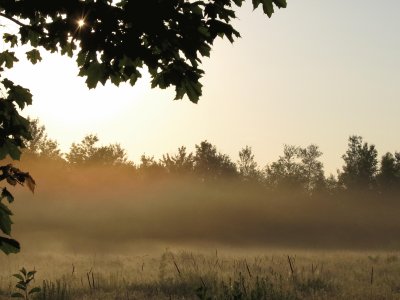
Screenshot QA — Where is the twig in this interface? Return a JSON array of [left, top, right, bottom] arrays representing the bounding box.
[[245, 259, 252, 278], [287, 255, 294, 276], [370, 266, 374, 285]]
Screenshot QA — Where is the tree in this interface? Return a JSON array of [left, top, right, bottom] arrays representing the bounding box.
[[161, 146, 194, 175], [338, 136, 378, 191], [138, 154, 166, 178], [66, 134, 130, 166], [0, 0, 286, 254], [265, 145, 305, 190], [194, 141, 237, 180], [377, 152, 400, 192], [23, 118, 62, 160], [298, 144, 325, 192], [237, 146, 262, 182], [265, 144, 325, 193]]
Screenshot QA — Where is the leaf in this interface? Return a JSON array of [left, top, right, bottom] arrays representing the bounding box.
[[24, 174, 36, 193], [26, 49, 42, 64], [183, 79, 202, 103], [13, 274, 24, 281], [3, 140, 22, 161], [61, 42, 74, 57], [261, 0, 275, 17], [27, 270, 36, 278], [0, 236, 20, 254], [0, 51, 19, 68], [29, 287, 41, 294], [76, 51, 88, 66], [0, 202, 13, 235], [1, 188, 14, 203], [16, 283, 26, 290], [197, 26, 211, 38], [20, 268, 27, 276], [85, 62, 106, 89], [274, 0, 287, 7], [233, 0, 244, 6], [5, 81, 33, 109], [3, 33, 18, 47], [10, 292, 24, 298]]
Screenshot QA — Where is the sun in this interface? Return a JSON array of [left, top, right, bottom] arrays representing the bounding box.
[[77, 19, 85, 27]]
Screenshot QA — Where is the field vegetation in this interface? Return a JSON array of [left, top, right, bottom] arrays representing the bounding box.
[[2, 250, 400, 299]]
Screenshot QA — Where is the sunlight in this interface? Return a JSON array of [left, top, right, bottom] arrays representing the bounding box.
[[77, 19, 85, 27]]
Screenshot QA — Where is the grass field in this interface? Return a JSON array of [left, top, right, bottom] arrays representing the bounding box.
[[1, 249, 400, 299]]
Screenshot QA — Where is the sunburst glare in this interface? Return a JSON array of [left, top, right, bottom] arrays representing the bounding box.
[[77, 19, 85, 27]]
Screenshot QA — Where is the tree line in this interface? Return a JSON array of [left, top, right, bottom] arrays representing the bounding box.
[[23, 119, 400, 196]]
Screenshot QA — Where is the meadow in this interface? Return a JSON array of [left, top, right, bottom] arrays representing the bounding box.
[[1, 161, 400, 299], [1, 249, 400, 299]]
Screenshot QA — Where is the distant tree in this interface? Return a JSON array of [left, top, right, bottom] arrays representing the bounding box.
[[338, 136, 378, 190], [161, 146, 194, 175], [23, 118, 62, 161], [298, 144, 325, 192], [138, 154, 166, 178], [66, 134, 130, 166], [194, 141, 237, 180], [265, 145, 305, 190], [377, 152, 400, 192], [325, 174, 340, 194], [265, 144, 326, 193], [237, 146, 262, 182]]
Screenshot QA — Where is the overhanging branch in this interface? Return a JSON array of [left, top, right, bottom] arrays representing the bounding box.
[[0, 12, 27, 27]]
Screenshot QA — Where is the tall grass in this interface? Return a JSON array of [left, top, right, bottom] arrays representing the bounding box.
[[1, 250, 400, 299]]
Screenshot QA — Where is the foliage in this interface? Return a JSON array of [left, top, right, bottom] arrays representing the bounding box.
[[0, 74, 36, 255], [11, 267, 41, 299], [66, 134, 130, 166], [377, 152, 400, 192], [161, 146, 194, 175], [298, 144, 325, 192], [0, 0, 286, 103], [23, 118, 62, 161], [138, 154, 165, 178], [265, 144, 325, 193], [339, 135, 378, 190], [0, 165, 35, 254], [237, 146, 262, 181], [194, 141, 237, 180]]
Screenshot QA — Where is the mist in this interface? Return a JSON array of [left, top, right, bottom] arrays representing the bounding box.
[[9, 158, 400, 255]]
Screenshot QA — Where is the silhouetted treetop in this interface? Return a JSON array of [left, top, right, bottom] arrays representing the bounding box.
[[378, 152, 400, 192], [66, 134, 130, 166], [194, 141, 237, 180], [0, 0, 287, 102], [339, 136, 378, 191], [237, 146, 262, 181], [162, 146, 194, 175], [23, 118, 62, 160]]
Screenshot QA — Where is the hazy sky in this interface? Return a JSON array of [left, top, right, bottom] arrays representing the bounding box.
[[4, 0, 400, 174]]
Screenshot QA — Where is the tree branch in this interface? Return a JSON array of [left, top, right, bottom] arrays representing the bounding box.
[[0, 13, 27, 27]]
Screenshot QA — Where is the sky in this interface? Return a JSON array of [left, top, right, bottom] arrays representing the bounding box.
[[3, 0, 400, 174]]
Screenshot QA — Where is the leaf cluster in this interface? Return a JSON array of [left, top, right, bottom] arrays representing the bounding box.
[[1, 0, 286, 102], [0, 164, 35, 254], [11, 267, 41, 300]]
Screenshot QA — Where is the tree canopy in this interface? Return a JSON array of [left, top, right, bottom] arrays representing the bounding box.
[[0, 0, 286, 102]]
